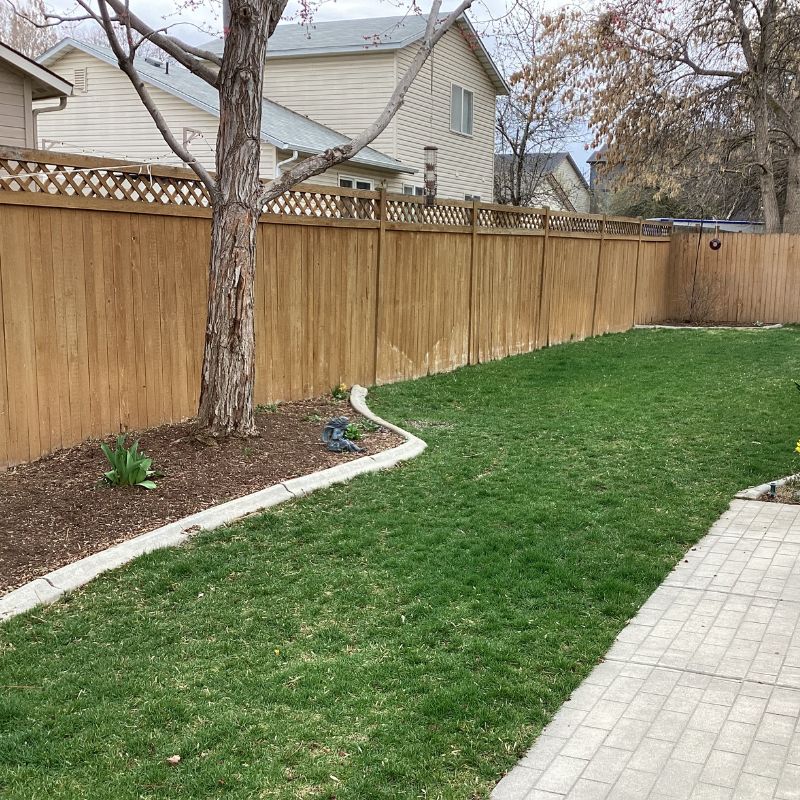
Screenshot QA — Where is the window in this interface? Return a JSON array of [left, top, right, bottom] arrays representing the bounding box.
[[465, 194, 481, 202], [339, 176, 373, 190], [73, 68, 88, 93], [450, 84, 473, 136], [403, 185, 424, 196]]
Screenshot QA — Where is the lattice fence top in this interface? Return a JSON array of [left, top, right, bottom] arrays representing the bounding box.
[[0, 148, 673, 238]]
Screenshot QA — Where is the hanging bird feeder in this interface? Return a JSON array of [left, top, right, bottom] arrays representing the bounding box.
[[423, 145, 438, 208]]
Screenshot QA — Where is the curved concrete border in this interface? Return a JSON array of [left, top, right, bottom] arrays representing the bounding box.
[[0, 386, 426, 623], [736, 471, 800, 500], [634, 323, 782, 330]]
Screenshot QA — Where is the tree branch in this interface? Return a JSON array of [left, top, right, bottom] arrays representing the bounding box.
[[259, 0, 474, 203], [96, 1, 218, 195]]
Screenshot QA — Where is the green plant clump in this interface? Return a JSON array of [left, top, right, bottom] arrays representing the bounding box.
[[331, 382, 349, 400], [343, 422, 362, 441], [100, 435, 159, 489]]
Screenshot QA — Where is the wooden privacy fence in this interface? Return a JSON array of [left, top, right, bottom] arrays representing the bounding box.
[[0, 147, 672, 467], [670, 231, 800, 324]]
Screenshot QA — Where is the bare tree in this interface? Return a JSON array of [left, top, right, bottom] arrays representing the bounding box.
[[22, 0, 483, 435], [491, 0, 580, 206], [535, 0, 800, 233], [0, 0, 55, 55]]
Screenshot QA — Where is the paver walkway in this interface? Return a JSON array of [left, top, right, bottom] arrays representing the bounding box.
[[493, 499, 800, 800]]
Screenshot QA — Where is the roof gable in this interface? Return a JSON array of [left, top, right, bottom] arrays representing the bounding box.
[[202, 14, 509, 95], [38, 38, 413, 175], [0, 39, 72, 99]]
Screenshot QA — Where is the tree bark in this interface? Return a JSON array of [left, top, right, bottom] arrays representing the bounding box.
[[784, 146, 800, 234], [197, 0, 274, 435], [753, 99, 782, 233]]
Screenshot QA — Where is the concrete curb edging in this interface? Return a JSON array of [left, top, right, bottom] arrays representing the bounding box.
[[0, 385, 426, 623], [634, 323, 783, 330], [736, 472, 800, 500]]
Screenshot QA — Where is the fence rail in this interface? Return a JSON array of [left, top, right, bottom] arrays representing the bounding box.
[[0, 147, 673, 237]]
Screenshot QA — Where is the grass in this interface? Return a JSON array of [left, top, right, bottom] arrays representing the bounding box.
[[1, 329, 799, 800]]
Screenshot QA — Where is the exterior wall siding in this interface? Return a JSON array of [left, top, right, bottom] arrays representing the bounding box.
[[263, 51, 397, 160], [393, 27, 497, 201], [0, 63, 31, 147], [36, 50, 276, 177], [554, 161, 591, 213]]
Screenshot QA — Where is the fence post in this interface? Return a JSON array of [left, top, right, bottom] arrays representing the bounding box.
[[632, 217, 643, 325], [467, 198, 480, 365], [535, 206, 551, 348], [590, 214, 608, 336], [373, 188, 387, 385]]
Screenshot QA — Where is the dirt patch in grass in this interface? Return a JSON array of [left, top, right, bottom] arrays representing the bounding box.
[[758, 475, 800, 504], [0, 397, 402, 595]]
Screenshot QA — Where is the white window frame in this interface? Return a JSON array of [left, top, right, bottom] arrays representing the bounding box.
[[465, 194, 481, 202], [450, 83, 474, 136], [339, 175, 374, 191], [403, 184, 424, 196]]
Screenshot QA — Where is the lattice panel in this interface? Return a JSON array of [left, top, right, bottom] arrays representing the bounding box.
[[0, 152, 671, 236], [642, 221, 672, 237], [606, 219, 642, 236], [548, 213, 603, 234], [265, 189, 377, 219], [477, 207, 546, 230], [0, 156, 211, 206], [385, 198, 471, 226]]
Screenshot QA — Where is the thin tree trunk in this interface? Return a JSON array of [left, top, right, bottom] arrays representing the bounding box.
[[197, 0, 273, 435], [784, 146, 800, 233], [754, 96, 782, 232]]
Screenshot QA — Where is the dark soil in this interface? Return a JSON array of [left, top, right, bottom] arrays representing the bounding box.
[[658, 320, 779, 328], [758, 476, 800, 505], [0, 398, 402, 595]]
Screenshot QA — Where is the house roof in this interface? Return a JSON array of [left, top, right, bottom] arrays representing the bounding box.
[[202, 14, 509, 95], [0, 39, 72, 99], [38, 38, 414, 175], [496, 152, 590, 192]]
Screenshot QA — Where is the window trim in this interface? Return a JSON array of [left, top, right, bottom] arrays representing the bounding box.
[[465, 194, 481, 202], [403, 184, 425, 196], [450, 83, 474, 137], [339, 175, 374, 191]]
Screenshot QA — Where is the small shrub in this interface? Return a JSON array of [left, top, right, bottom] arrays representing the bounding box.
[[101, 435, 159, 489], [331, 383, 349, 400], [343, 423, 362, 441], [256, 403, 279, 413]]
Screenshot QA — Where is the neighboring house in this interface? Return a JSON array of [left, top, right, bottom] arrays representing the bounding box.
[[0, 39, 71, 148], [35, 15, 508, 199], [494, 152, 591, 212]]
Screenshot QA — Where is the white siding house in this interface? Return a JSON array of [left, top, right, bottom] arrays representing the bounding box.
[[0, 40, 71, 148], [35, 14, 508, 198]]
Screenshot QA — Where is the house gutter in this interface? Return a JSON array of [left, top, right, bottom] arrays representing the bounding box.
[[32, 96, 68, 145], [275, 150, 300, 177]]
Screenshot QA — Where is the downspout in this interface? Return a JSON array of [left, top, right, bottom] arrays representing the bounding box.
[[275, 150, 300, 178], [32, 97, 68, 148]]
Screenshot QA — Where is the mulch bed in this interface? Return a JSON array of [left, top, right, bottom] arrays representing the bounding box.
[[0, 398, 402, 595], [758, 476, 800, 505]]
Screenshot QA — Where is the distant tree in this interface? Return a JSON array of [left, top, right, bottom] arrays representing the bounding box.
[[492, 0, 580, 206], [534, 0, 800, 232], [0, 0, 55, 55], [15, 0, 487, 437]]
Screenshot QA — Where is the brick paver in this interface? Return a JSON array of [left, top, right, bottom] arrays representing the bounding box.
[[493, 500, 800, 800]]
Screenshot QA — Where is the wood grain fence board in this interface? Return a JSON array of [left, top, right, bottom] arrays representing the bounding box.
[[594, 239, 638, 334]]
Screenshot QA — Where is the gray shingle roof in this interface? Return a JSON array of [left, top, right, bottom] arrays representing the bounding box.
[[38, 38, 414, 175], [202, 14, 509, 94], [495, 152, 590, 191]]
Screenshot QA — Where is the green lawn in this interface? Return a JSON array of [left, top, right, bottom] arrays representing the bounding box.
[[1, 329, 798, 799]]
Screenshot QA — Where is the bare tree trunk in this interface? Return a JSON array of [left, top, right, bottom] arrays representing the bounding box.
[[754, 98, 782, 232], [784, 150, 800, 234], [197, 0, 274, 435]]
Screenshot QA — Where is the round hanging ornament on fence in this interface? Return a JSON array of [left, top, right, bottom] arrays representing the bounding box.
[[709, 238, 722, 250]]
